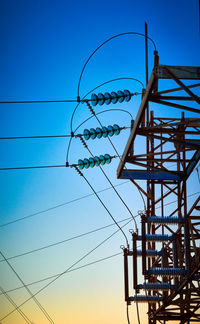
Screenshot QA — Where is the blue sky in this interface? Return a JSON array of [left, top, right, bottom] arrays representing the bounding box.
[[0, 1, 199, 323]]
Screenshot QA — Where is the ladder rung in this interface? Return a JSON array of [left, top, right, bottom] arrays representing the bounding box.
[[146, 217, 185, 224], [138, 234, 173, 241], [136, 249, 163, 257], [129, 295, 163, 303], [138, 283, 175, 291], [148, 268, 187, 276]]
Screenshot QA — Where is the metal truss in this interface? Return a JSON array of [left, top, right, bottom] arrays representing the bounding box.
[[118, 55, 200, 323]]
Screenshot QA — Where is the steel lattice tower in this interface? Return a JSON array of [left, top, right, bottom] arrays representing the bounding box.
[[118, 54, 200, 323]]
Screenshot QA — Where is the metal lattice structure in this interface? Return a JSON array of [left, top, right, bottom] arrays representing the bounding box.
[[118, 54, 200, 323]]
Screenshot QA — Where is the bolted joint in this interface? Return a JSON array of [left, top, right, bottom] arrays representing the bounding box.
[[131, 119, 135, 129], [77, 96, 81, 103], [141, 214, 147, 223], [66, 161, 69, 167], [71, 131, 74, 138], [132, 232, 138, 241]]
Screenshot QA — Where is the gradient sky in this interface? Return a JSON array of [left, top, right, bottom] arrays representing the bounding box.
[[0, 1, 200, 324]]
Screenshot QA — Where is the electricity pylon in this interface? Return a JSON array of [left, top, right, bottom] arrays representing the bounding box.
[[118, 53, 200, 323]]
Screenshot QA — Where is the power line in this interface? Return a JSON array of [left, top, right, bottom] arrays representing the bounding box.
[[67, 108, 133, 163], [0, 251, 56, 324], [0, 285, 32, 324], [83, 100, 147, 212], [0, 156, 119, 171], [0, 164, 66, 171], [0, 134, 71, 140], [0, 217, 133, 262], [74, 166, 129, 246], [0, 125, 129, 141], [80, 137, 138, 231], [155, 191, 200, 209], [0, 252, 122, 296], [0, 99, 78, 104], [3, 189, 198, 263], [126, 304, 131, 324], [77, 32, 156, 98], [0, 181, 129, 227], [0, 219, 132, 321], [70, 77, 140, 132]]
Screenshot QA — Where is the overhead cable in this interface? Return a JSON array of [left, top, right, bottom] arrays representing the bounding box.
[[3, 189, 198, 262], [83, 100, 147, 212], [74, 166, 129, 246], [80, 137, 138, 230], [0, 164, 66, 171], [0, 181, 129, 227], [0, 251, 123, 296], [0, 251, 55, 324], [71, 77, 141, 132], [0, 216, 133, 262], [77, 32, 156, 98], [0, 99, 78, 104], [0, 285, 32, 324], [0, 134, 71, 140], [0, 218, 132, 321], [67, 107, 133, 164]]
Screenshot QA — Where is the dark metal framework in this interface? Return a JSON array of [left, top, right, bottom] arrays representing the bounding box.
[[118, 56, 200, 323]]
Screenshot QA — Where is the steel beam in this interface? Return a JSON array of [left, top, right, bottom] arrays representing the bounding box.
[[120, 169, 184, 181], [155, 65, 200, 80], [117, 71, 156, 178]]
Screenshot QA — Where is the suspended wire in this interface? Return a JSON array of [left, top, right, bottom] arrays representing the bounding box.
[[0, 251, 55, 324], [0, 285, 32, 324], [0, 115, 131, 141], [0, 134, 71, 140], [68, 98, 147, 222], [84, 100, 147, 212], [0, 77, 143, 108], [0, 181, 129, 227], [75, 109, 133, 131], [71, 77, 142, 132], [126, 304, 131, 324], [0, 251, 123, 296], [67, 108, 133, 163], [77, 32, 156, 97], [81, 138, 138, 231], [0, 126, 129, 141], [1, 244, 145, 297], [0, 216, 133, 262], [155, 191, 200, 209], [0, 218, 132, 321], [0, 99, 78, 104], [0, 164, 66, 171], [2, 189, 199, 262], [74, 166, 129, 246], [2, 189, 198, 262], [135, 291, 141, 324], [0, 155, 120, 171]]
